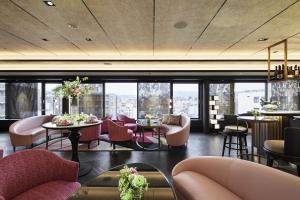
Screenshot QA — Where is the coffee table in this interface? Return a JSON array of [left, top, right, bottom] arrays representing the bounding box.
[[136, 119, 162, 150], [68, 163, 176, 200]]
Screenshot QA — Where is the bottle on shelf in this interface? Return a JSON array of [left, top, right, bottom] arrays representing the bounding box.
[[295, 65, 299, 78], [273, 66, 278, 79], [288, 66, 294, 78], [277, 65, 282, 79]]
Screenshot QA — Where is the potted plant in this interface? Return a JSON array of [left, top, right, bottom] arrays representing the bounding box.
[[118, 165, 149, 200]]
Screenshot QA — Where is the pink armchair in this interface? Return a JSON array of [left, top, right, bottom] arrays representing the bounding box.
[[117, 113, 138, 133], [79, 124, 101, 149], [101, 115, 112, 134], [0, 149, 80, 200], [108, 120, 133, 149]]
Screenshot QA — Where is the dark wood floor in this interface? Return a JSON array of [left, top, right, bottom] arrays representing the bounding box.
[[0, 132, 297, 184]]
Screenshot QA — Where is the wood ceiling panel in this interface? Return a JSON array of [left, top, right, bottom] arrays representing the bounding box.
[[12, 0, 118, 56], [83, 0, 153, 55], [189, 0, 296, 56], [0, 0, 82, 56], [223, 1, 300, 57], [154, 0, 224, 56]]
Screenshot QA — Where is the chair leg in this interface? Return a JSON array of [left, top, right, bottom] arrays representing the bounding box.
[[266, 153, 273, 167], [243, 135, 249, 160], [113, 143, 116, 150], [222, 136, 227, 156], [239, 136, 243, 159], [98, 139, 100, 145], [31, 143, 34, 149], [13, 146, 16, 152], [297, 163, 300, 177], [228, 136, 232, 156], [88, 142, 90, 149]]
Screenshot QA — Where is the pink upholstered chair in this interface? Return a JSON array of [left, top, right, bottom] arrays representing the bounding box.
[[101, 115, 112, 134], [116, 113, 138, 133], [108, 120, 133, 149], [172, 156, 300, 200], [0, 149, 80, 200], [79, 124, 101, 149]]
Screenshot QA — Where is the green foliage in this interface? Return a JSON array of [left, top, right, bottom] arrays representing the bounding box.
[[53, 76, 92, 98], [118, 165, 149, 200]]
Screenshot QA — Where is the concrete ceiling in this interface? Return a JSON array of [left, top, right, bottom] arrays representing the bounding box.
[[0, 0, 300, 62]]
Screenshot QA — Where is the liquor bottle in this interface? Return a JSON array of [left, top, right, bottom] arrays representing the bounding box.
[[295, 65, 299, 78], [281, 64, 285, 79], [288, 66, 294, 78], [273, 66, 278, 79], [277, 65, 282, 79]]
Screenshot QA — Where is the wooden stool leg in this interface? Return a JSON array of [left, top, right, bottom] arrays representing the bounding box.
[[239, 136, 243, 159], [228, 136, 232, 156], [244, 135, 249, 160], [222, 136, 227, 156], [266, 153, 273, 167]]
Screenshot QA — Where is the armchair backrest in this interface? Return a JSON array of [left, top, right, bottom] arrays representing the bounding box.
[[0, 149, 76, 200], [100, 116, 112, 133], [107, 121, 132, 141], [79, 124, 101, 141], [117, 113, 135, 124], [284, 127, 300, 157], [224, 114, 248, 130]]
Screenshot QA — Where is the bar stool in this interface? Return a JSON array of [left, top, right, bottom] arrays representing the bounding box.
[[221, 115, 249, 159]]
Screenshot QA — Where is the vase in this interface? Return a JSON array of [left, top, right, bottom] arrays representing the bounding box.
[[69, 97, 79, 115], [147, 119, 150, 125]]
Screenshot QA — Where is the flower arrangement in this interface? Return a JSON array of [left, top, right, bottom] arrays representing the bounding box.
[[52, 113, 90, 126], [53, 76, 92, 105], [118, 165, 149, 200], [251, 109, 260, 117], [144, 114, 153, 120]]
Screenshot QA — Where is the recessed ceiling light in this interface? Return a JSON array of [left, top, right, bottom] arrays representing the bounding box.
[[104, 62, 112, 65], [43, 1, 55, 6], [258, 37, 268, 41], [273, 50, 279, 53], [85, 38, 92, 42], [174, 21, 188, 29], [42, 38, 49, 41], [67, 24, 79, 29]]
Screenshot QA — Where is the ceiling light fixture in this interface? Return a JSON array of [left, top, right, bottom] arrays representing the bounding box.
[[103, 62, 112, 65], [273, 50, 279, 53], [67, 24, 79, 29], [42, 38, 49, 41], [174, 21, 188, 29], [258, 37, 268, 41], [85, 37, 92, 42], [43, 1, 55, 6]]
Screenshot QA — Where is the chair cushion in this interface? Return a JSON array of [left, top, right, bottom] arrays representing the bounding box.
[[264, 140, 284, 154], [166, 125, 182, 135], [224, 125, 247, 132], [167, 115, 181, 126], [173, 171, 241, 200], [12, 181, 80, 200]]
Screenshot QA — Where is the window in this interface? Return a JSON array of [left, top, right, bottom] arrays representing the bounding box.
[[173, 84, 199, 118], [234, 83, 266, 114], [105, 83, 137, 119], [45, 83, 62, 115], [0, 83, 5, 119], [138, 83, 170, 118], [79, 84, 104, 118], [5, 83, 42, 119], [209, 83, 232, 115]]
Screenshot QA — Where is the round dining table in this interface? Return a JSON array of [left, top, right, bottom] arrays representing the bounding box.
[[42, 120, 101, 177]]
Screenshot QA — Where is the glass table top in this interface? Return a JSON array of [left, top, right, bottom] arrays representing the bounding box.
[[69, 163, 176, 200]]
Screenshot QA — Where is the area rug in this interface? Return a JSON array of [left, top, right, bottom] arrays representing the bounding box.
[[34, 132, 169, 151]]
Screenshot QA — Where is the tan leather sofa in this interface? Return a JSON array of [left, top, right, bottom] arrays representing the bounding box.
[[161, 114, 190, 146], [172, 156, 300, 200], [9, 115, 60, 151]]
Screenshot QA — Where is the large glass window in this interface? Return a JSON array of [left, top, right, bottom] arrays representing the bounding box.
[[105, 83, 137, 119], [234, 83, 266, 114], [5, 83, 42, 119], [138, 83, 170, 118], [0, 83, 5, 119], [209, 83, 232, 115], [173, 84, 199, 118], [79, 84, 104, 118], [45, 83, 62, 115]]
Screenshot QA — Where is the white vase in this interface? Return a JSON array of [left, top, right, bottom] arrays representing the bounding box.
[[69, 97, 79, 115]]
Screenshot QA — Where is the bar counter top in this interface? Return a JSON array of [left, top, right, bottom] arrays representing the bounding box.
[[260, 110, 300, 116]]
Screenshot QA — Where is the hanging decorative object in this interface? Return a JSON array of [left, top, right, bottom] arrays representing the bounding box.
[[53, 76, 92, 115]]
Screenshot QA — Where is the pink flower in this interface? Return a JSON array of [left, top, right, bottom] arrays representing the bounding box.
[[128, 167, 138, 175]]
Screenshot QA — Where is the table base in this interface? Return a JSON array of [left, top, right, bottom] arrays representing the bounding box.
[[79, 163, 93, 177]]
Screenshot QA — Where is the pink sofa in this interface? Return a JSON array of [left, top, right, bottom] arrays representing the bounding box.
[[0, 149, 80, 200], [172, 156, 300, 200], [9, 115, 62, 151]]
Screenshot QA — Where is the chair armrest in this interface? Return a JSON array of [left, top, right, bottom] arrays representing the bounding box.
[[116, 121, 125, 126], [55, 156, 79, 182]]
